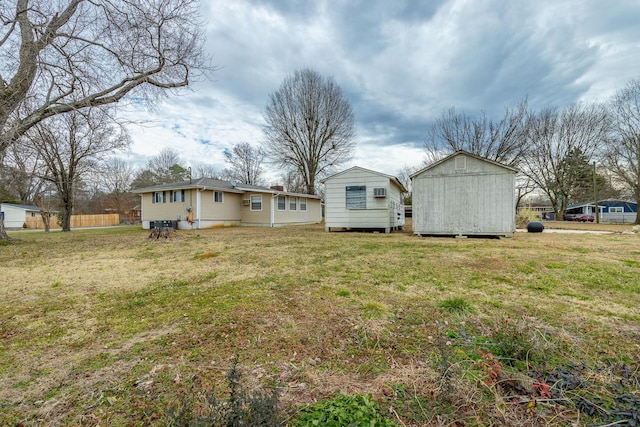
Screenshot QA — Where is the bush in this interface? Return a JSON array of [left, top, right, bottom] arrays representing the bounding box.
[[295, 393, 397, 427]]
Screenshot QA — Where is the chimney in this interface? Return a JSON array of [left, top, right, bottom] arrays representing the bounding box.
[[270, 185, 284, 192]]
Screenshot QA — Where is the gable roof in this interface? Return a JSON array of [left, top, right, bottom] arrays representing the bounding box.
[[321, 166, 408, 193], [131, 178, 321, 199], [410, 150, 519, 178], [0, 203, 41, 211]]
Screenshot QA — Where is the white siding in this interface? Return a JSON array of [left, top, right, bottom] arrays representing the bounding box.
[[0, 205, 39, 228], [324, 167, 404, 232], [412, 154, 516, 236]]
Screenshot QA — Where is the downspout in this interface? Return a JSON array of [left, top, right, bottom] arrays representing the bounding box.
[[270, 193, 275, 227], [196, 188, 202, 229]]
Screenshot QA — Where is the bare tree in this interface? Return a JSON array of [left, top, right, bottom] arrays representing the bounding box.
[[193, 163, 222, 179], [131, 148, 189, 188], [605, 77, 640, 224], [520, 103, 610, 219], [222, 142, 265, 185], [0, 0, 209, 239], [263, 68, 356, 194], [425, 99, 529, 167], [27, 109, 130, 231], [279, 169, 306, 194], [98, 157, 138, 217]]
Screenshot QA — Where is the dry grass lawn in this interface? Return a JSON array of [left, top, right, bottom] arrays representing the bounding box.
[[1, 222, 639, 426]]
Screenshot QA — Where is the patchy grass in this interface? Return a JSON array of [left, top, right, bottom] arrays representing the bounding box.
[[1, 224, 639, 425]]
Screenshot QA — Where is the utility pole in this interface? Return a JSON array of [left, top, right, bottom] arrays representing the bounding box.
[[593, 161, 599, 224]]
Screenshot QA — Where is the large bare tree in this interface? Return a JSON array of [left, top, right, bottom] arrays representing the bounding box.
[[0, 0, 208, 153], [605, 78, 640, 224], [27, 109, 130, 231], [263, 68, 356, 194], [520, 103, 610, 219], [222, 142, 265, 185], [424, 99, 529, 167]]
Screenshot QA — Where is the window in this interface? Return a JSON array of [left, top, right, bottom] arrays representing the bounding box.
[[300, 198, 307, 211], [346, 186, 366, 209], [214, 191, 223, 203], [170, 190, 185, 203], [250, 195, 262, 211], [610, 206, 624, 213], [277, 195, 286, 211], [152, 191, 166, 204], [289, 196, 297, 211], [455, 155, 467, 170]]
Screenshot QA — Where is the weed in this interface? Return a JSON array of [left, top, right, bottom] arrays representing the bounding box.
[[295, 393, 397, 427], [437, 297, 474, 313]]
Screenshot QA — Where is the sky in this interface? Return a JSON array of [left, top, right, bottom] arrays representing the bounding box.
[[120, 0, 640, 184]]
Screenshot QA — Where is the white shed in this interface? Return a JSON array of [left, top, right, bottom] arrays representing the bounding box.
[[410, 151, 517, 237], [0, 203, 41, 228], [322, 166, 406, 233]]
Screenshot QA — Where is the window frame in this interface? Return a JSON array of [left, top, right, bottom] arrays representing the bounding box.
[[289, 196, 297, 211], [170, 190, 185, 203], [277, 195, 286, 211], [214, 191, 224, 203], [250, 195, 262, 211], [346, 185, 366, 209], [152, 191, 166, 204], [300, 197, 307, 211], [609, 206, 624, 213]]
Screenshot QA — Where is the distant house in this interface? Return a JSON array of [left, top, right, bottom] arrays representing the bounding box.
[[132, 178, 322, 229], [566, 199, 638, 223], [0, 203, 42, 228], [322, 166, 406, 233], [411, 151, 518, 237]]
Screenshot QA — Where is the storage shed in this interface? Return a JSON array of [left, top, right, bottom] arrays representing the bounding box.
[[322, 166, 406, 233], [410, 151, 517, 237], [0, 203, 42, 228]]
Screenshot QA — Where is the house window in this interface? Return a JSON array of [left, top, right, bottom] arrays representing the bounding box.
[[277, 195, 286, 211], [610, 206, 624, 213], [346, 186, 366, 209], [214, 191, 223, 203], [152, 191, 166, 204], [300, 198, 307, 211], [250, 195, 262, 211], [170, 190, 185, 203], [289, 196, 297, 211]]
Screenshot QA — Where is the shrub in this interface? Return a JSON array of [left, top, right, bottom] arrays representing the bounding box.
[[295, 394, 397, 427]]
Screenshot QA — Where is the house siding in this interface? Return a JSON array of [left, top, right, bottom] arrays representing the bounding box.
[[1, 204, 40, 228], [412, 153, 516, 236], [324, 167, 405, 232]]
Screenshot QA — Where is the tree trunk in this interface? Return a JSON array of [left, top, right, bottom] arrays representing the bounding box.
[[0, 216, 12, 241], [62, 202, 73, 232]]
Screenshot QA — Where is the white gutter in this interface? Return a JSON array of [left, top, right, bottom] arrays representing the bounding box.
[[270, 193, 275, 227]]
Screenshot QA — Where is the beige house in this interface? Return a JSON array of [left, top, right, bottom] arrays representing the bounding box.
[[322, 166, 406, 233], [133, 178, 322, 229]]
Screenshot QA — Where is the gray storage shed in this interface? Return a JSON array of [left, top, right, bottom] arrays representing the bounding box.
[[410, 151, 517, 237], [322, 166, 407, 233]]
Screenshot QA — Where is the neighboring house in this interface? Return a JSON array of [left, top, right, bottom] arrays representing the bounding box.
[[411, 151, 518, 237], [0, 203, 42, 228], [322, 166, 406, 233], [566, 199, 638, 223], [132, 178, 322, 229]]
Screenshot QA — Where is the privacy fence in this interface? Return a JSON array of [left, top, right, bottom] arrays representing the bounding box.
[[24, 214, 120, 229]]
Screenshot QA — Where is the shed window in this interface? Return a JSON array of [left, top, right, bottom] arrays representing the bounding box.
[[170, 190, 185, 203], [300, 198, 307, 211], [277, 195, 286, 210], [250, 195, 262, 211], [214, 191, 223, 203], [290, 196, 297, 211], [346, 186, 366, 209], [455, 155, 467, 170], [609, 206, 624, 213], [152, 191, 166, 204]]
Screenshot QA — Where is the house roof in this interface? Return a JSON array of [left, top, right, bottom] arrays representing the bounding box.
[[321, 166, 408, 193], [410, 150, 519, 179], [131, 178, 322, 199], [567, 199, 637, 209], [0, 203, 41, 211]]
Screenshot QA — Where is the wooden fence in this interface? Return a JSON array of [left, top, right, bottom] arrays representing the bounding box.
[[24, 213, 120, 229]]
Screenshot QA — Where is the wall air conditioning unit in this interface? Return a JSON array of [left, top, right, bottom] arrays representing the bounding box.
[[243, 199, 250, 206], [373, 188, 387, 198]]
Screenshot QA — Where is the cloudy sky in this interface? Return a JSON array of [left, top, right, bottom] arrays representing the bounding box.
[[121, 0, 640, 183]]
